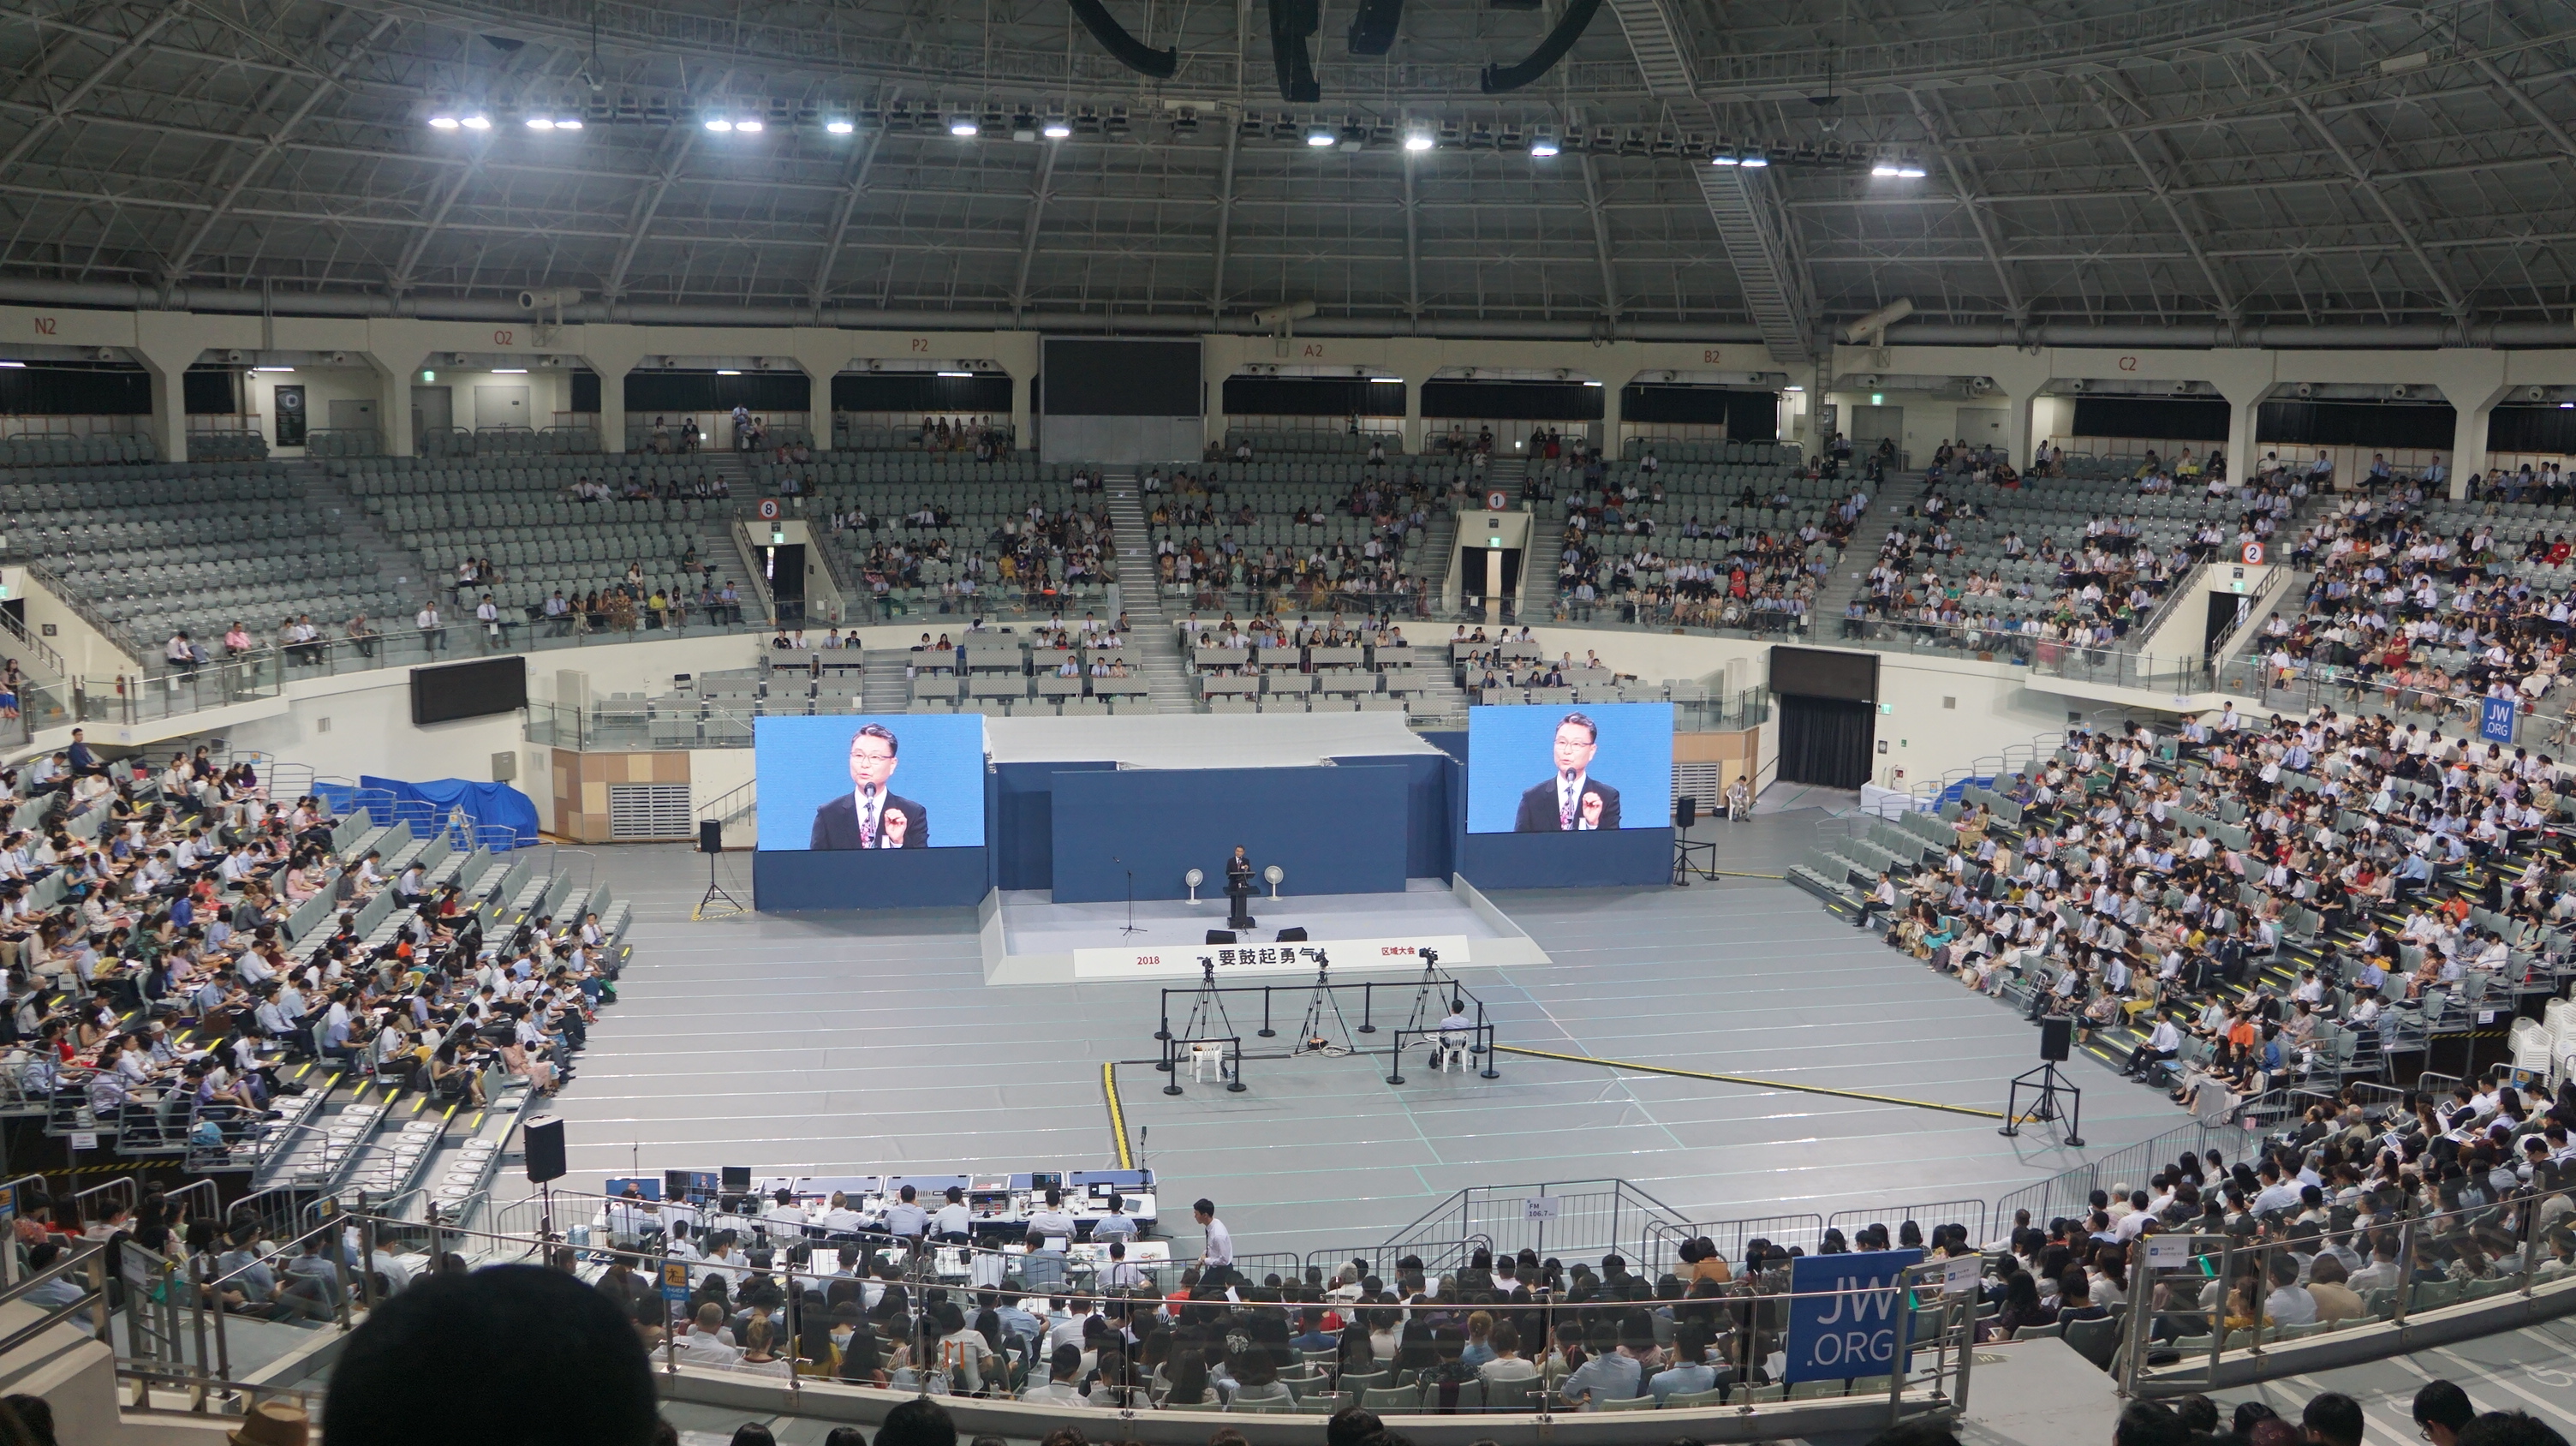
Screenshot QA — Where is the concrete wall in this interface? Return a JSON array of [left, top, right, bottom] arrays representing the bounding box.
[[1510, 627, 2080, 787], [0, 566, 141, 677]]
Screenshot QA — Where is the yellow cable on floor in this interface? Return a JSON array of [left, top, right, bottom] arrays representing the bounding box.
[[1102, 1061, 1135, 1169], [1490, 1044, 2014, 1120]]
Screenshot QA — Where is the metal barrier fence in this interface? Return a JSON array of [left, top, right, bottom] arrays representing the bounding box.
[[1825, 1200, 1992, 1253], [1378, 1179, 1697, 1270], [326, 1204, 1973, 1431]]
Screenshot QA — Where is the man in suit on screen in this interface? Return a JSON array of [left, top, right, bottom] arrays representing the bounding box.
[[1513, 712, 1621, 832], [810, 722, 930, 849]]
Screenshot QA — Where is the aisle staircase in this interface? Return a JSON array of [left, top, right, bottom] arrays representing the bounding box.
[[1810, 472, 1915, 626], [297, 461, 432, 614], [1100, 477, 1196, 714]]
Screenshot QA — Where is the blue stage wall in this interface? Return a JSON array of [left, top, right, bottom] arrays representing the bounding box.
[[1328, 753, 1452, 880], [1046, 765, 1411, 903], [990, 761, 1117, 890], [753, 846, 993, 911]]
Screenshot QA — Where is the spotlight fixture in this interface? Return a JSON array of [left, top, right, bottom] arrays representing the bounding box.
[[525, 117, 555, 130], [705, 117, 734, 133], [1738, 151, 1769, 168], [1710, 149, 1739, 166], [949, 115, 980, 137], [736, 118, 763, 134], [1306, 121, 1339, 146], [1529, 134, 1559, 157], [460, 114, 492, 130], [1043, 117, 1073, 139], [1870, 161, 1899, 176], [1402, 128, 1434, 152], [826, 118, 856, 134], [429, 114, 461, 130], [555, 117, 582, 130], [1898, 160, 1927, 178]]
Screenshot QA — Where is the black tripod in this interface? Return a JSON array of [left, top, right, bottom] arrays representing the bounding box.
[[1157, 957, 1237, 1056], [1293, 953, 1354, 1056], [692, 848, 744, 921], [1388, 948, 1455, 1037], [2000, 1061, 2085, 1146]]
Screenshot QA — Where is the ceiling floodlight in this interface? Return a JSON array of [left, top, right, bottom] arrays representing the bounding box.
[[1529, 134, 1559, 157], [460, 114, 492, 130], [1307, 122, 1339, 146], [1402, 128, 1434, 152], [705, 117, 734, 133], [1043, 117, 1073, 139], [950, 115, 980, 136], [429, 115, 461, 130], [826, 118, 856, 134], [736, 118, 763, 134]]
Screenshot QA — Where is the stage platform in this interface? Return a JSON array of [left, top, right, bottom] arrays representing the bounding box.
[[979, 876, 1550, 984]]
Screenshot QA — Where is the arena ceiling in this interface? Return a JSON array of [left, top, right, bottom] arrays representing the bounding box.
[[2, 0, 2573, 351]]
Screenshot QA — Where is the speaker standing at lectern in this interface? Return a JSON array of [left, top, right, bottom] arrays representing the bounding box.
[[1225, 845, 1256, 930]]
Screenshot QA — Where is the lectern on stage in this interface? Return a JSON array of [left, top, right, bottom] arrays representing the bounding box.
[[1225, 850, 1257, 931]]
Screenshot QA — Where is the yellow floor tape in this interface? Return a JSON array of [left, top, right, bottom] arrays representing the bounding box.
[[1490, 1044, 2015, 1121], [1101, 1062, 1135, 1169]]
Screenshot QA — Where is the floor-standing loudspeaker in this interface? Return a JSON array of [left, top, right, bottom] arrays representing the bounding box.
[[523, 1117, 566, 1183], [1675, 796, 1697, 829], [2038, 1016, 2073, 1062], [700, 820, 724, 853]]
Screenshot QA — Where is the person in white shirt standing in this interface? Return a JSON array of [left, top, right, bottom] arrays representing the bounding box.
[[1194, 1198, 1234, 1288]]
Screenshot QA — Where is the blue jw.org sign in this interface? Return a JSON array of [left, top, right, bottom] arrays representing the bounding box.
[[2481, 696, 2519, 745], [1783, 1247, 1923, 1383]]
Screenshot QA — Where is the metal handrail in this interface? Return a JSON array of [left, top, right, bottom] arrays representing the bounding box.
[[0, 1240, 110, 1354]]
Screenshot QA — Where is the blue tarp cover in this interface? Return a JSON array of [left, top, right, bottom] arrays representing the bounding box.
[[356, 775, 541, 849]]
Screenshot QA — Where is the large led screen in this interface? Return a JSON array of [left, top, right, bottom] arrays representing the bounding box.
[[754, 714, 987, 851], [1465, 702, 1673, 834]]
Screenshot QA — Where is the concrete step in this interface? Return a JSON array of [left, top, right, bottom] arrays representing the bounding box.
[[1100, 479, 1197, 714]]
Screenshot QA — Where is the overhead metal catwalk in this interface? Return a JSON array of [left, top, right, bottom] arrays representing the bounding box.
[[0, 0, 2568, 343]]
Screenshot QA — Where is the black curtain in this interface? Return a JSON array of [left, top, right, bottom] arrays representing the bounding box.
[[1779, 696, 1875, 790]]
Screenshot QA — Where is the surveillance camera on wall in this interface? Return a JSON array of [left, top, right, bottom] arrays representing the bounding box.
[[2067, 378, 2087, 392], [328, 351, 351, 366], [2389, 384, 2411, 399], [93, 348, 118, 363], [225, 350, 247, 364], [2295, 382, 2315, 398], [2529, 385, 2550, 402]]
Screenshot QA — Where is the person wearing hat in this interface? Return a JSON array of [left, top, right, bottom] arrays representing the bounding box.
[[229, 1399, 309, 1446]]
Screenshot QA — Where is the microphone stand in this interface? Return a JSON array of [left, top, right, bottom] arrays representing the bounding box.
[[1117, 855, 1142, 936]]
